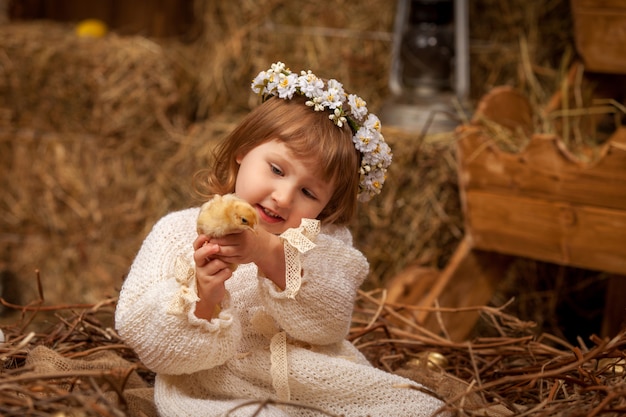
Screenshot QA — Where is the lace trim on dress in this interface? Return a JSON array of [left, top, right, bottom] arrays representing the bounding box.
[[166, 255, 199, 316], [278, 218, 320, 299], [251, 310, 312, 402]]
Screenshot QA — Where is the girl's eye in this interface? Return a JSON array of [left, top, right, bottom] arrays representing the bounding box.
[[270, 164, 283, 176], [302, 188, 317, 200]]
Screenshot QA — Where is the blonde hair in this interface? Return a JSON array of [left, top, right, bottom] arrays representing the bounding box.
[[196, 97, 361, 225]]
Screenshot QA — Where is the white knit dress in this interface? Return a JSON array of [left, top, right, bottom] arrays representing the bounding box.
[[115, 208, 446, 417]]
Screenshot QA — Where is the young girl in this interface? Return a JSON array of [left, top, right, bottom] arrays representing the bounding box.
[[115, 62, 446, 417]]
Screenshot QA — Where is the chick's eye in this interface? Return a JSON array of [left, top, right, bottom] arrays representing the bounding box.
[[241, 217, 249, 224]]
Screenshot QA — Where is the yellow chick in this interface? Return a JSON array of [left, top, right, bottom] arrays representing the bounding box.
[[196, 194, 258, 270]]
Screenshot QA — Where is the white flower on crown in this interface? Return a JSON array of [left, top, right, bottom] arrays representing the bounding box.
[[364, 113, 382, 132], [348, 94, 368, 123], [298, 71, 325, 98], [276, 73, 299, 99], [330, 108, 347, 128], [322, 79, 345, 110], [353, 126, 378, 154], [251, 62, 392, 202]]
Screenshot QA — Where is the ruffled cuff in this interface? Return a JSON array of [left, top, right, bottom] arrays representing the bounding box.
[[167, 255, 234, 330], [271, 218, 320, 299]]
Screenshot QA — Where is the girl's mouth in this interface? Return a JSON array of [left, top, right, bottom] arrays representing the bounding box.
[[256, 204, 284, 224]]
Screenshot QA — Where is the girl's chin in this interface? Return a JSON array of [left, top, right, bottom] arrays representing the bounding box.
[[264, 226, 287, 235]]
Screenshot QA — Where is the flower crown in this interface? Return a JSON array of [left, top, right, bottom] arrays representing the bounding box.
[[251, 62, 392, 202]]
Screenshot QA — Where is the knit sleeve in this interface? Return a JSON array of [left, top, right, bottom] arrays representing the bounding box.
[[258, 221, 369, 346], [115, 208, 243, 375]]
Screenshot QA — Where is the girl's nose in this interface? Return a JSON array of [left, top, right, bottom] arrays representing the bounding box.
[[272, 184, 295, 207]]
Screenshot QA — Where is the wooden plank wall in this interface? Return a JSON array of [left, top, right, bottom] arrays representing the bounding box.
[[8, 0, 196, 38]]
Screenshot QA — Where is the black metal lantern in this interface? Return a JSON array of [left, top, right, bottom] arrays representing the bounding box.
[[381, 0, 469, 132]]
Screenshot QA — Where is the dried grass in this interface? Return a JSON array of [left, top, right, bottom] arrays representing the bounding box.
[[350, 128, 463, 289], [0, 283, 147, 417], [190, 0, 394, 118], [352, 289, 626, 416], [0, 286, 623, 416], [0, 0, 580, 305], [0, 22, 195, 137]]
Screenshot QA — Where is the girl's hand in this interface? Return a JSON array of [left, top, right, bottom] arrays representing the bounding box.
[[208, 228, 261, 267], [193, 235, 233, 320], [210, 228, 287, 291], [193, 227, 288, 315]]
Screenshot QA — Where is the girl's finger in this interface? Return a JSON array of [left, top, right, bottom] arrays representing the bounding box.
[[193, 235, 206, 251], [194, 242, 220, 265]]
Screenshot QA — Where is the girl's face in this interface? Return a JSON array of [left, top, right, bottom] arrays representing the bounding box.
[[234, 139, 335, 234]]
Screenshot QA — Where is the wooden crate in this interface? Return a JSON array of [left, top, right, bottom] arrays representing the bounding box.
[[459, 110, 626, 275], [387, 86, 626, 341], [571, 0, 626, 74]]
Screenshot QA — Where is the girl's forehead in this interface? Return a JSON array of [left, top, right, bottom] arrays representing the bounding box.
[[267, 140, 331, 179], [284, 144, 328, 173], [260, 139, 314, 162]]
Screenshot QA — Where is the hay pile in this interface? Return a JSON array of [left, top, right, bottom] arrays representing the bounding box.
[[190, 1, 395, 117], [0, 0, 577, 306], [352, 290, 626, 416], [2, 0, 611, 347], [350, 129, 463, 288], [0, 289, 624, 416], [0, 22, 195, 136], [0, 0, 397, 307], [0, 21, 196, 305]]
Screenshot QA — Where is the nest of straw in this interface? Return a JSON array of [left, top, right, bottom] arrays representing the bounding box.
[[0, 289, 150, 416], [352, 290, 626, 416], [1, 285, 624, 416]]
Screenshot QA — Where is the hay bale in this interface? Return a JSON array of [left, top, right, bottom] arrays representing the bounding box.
[[0, 120, 228, 305], [0, 20, 198, 304], [0, 21, 196, 136], [191, 0, 395, 117], [468, 0, 574, 102], [351, 128, 463, 289]]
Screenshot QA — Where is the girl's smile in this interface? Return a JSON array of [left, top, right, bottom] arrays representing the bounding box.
[[256, 203, 284, 224]]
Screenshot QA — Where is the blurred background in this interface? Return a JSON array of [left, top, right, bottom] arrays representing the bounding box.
[[0, 0, 623, 343]]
